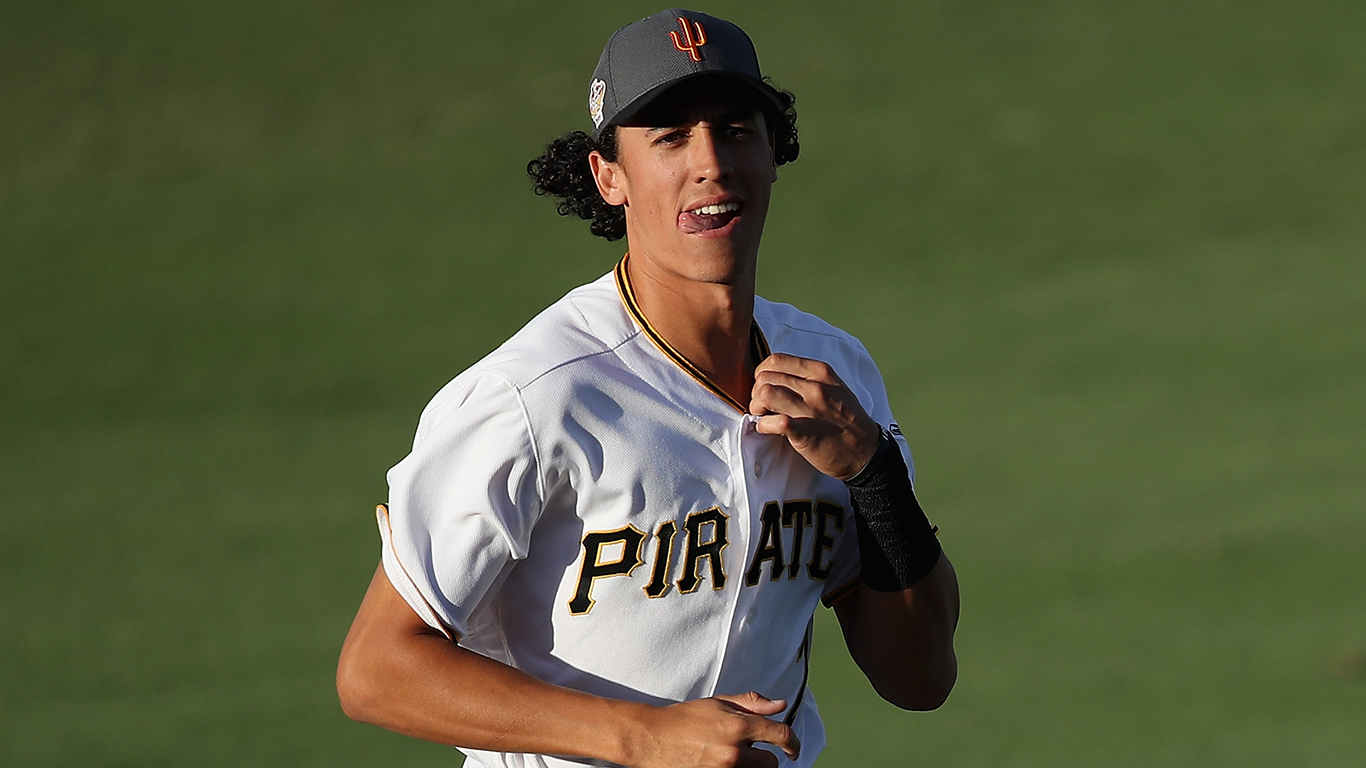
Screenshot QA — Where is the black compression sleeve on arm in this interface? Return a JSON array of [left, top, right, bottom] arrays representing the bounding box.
[[844, 429, 942, 592]]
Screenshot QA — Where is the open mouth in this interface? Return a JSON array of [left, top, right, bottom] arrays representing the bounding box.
[[678, 201, 742, 234]]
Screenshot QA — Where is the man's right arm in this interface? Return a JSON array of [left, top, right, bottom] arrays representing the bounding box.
[[336, 564, 799, 768]]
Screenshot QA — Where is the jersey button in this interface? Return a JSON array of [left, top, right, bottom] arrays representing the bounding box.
[[753, 460, 763, 478]]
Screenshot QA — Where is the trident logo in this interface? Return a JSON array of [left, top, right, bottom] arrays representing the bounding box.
[[669, 17, 707, 62]]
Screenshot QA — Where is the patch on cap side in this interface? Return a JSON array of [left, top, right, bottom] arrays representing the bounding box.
[[588, 79, 607, 128]]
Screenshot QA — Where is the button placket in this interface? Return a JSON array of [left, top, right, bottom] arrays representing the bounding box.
[[730, 416, 764, 641], [716, 415, 758, 680]]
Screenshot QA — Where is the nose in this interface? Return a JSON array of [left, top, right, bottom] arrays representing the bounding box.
[[688, 123, 731, 183]]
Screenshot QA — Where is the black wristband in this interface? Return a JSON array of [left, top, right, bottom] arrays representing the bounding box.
[[844, 429, 942, 591]]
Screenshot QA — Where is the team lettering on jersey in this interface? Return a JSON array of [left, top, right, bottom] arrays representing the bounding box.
[[569, 500, 844, 615]]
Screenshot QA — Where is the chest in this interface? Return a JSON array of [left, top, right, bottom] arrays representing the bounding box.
[[522, 373, 851, 619]]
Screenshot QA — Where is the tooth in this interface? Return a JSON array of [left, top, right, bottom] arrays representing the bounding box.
[[688, 203, 738, 215]]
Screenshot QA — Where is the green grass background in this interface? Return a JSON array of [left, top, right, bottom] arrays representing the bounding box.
[[3, 0, 1364, 765]]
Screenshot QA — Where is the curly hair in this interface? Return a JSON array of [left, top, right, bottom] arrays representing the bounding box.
[[527, 84, 799, 242]]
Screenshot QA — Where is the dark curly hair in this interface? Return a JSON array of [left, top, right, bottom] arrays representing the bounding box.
[[527, 84, 799, 242]]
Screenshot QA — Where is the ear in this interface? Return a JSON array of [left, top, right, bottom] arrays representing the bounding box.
[[588, 150, 628, 207]]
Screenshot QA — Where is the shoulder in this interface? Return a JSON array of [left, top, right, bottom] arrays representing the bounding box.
[[754, 296, 874, 368], [415, 271, 638, 432], [483, 272, 637, 382]]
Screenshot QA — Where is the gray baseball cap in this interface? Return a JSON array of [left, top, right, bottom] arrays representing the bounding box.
[[587, 9, 786, 140]]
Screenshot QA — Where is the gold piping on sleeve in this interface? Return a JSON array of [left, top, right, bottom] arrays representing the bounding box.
[[614, 255, 769, 414], [821, 575, 861, 608], [376, 504, 459, 642]]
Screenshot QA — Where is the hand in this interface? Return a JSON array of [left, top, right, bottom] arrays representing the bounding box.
[[623, 692, 800, 768], [749, 353, 881, 481]]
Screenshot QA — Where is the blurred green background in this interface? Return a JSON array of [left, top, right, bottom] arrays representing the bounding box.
[[3, 0, 1363, 765]]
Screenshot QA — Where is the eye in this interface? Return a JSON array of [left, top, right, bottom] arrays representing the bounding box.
[[653, 129, 687, 146]]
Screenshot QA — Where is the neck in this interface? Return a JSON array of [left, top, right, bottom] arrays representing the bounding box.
[[624, 253, 757, 406]]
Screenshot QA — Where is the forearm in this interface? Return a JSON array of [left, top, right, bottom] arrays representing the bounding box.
[[339, 565, 803, 767], [835, 555, 960, 710], [337, 565, 646, 763], [836, 428, 961, 709]]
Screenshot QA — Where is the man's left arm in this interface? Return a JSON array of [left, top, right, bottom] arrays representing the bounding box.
[[831, 555, 959, 710], [750, 352, 961, 710]]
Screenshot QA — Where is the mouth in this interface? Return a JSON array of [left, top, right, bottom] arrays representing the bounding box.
[[678, 200, 742, 235]]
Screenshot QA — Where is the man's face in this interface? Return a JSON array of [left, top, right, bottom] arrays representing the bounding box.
[[590, 78, 778, 285]]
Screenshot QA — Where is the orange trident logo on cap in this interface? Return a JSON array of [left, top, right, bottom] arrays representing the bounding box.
[[669, 17, 707, 62]]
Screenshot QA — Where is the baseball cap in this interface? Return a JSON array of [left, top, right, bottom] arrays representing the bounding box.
[[587, 9, 786, 140]]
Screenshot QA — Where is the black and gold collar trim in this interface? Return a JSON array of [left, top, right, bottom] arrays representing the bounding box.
[[614, 255, 770, 414]]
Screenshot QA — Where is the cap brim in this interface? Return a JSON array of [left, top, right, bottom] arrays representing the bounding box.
[[598, 72, 787, 137]]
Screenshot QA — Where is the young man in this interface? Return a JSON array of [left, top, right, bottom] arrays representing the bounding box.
[[337, 9, 959, 768]]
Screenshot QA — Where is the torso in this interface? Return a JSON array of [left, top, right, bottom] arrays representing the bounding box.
[[382, 260, 910, 767]]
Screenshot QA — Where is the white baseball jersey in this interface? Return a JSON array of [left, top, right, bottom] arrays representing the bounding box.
[[379, 257, 915, 768]]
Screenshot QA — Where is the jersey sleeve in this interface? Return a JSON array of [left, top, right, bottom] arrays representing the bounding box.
[[821, 340, 918, 607], [850, 341, 915, 483], [378, 373, 543, 639]]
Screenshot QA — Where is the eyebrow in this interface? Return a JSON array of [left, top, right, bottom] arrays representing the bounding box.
[[644, 111, 761, 133]]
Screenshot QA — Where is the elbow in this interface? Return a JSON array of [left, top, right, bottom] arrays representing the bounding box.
[[883, 679, 954, 711], [336, 645, 384, 724], [874, 657, 957, 712], [879, 680, 954, 712]]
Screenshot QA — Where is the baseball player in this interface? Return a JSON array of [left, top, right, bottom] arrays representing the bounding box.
[[338, 9, 959, 768]]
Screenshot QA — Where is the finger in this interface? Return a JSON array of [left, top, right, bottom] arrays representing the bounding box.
[[756, 353, 840, 384], [754, 413, 834, 443], [734, 745, 782, 768], [752, 369, 826, 405], [749, 381, 809, 418], [742, 716, 801, 760], [752, 413, 791, 437], [756, 374, 875, 439], [714, 693, 802, 761], [714, 691, 786, 716], [753, 368, 813, 389], [754, 352, 815, 379]]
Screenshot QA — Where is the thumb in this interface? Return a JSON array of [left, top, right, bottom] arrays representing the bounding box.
[[715, 691, 787, 716]]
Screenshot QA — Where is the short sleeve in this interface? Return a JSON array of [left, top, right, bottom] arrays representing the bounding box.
[[378, 373, 543, 639], [851, 341, 915, 483]]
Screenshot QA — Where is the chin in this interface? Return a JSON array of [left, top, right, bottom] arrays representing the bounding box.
[[679, 241, 756, 283]]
